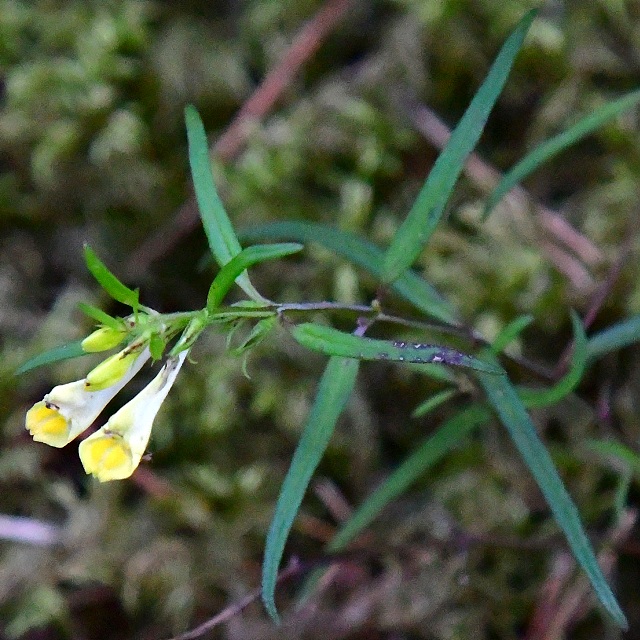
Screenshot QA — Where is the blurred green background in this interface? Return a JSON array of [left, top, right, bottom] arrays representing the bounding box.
[[2, 0, 640, 638]]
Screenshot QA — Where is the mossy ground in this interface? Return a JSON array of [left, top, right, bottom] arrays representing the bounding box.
[[2, 1, 639, 638]]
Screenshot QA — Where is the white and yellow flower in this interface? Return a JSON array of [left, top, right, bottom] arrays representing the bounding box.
[[25, 347, 150, 448], [79, 350, 187, 482]]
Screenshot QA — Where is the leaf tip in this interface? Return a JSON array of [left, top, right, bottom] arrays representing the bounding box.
[[261, 594, 281, 625], [184, 105, 206, 142], [616, 611, 629, 631], [184, 103, 199, 122], [14, 362, 28, 376]]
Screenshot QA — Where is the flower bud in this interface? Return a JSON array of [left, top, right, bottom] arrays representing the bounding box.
[[85, 349, 141, 391], [81, 326, 126, 353]]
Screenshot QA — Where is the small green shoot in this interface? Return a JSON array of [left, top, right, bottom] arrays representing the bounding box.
[[83, 244, 139, 308]]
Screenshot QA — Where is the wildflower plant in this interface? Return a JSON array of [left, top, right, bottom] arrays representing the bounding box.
[[19, 8, 640, 632]]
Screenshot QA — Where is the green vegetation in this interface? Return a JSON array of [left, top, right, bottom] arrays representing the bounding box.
[[3, 1, 640, 638]]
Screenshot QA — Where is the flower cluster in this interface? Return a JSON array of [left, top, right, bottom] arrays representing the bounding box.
[[25, 327, 187, 482]]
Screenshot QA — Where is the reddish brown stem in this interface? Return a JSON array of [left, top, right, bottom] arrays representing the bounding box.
[[166, 557, 305, 640]]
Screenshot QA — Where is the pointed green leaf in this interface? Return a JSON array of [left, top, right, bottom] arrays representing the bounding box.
[[262, 356, 359, 621], [240, 222, 457, 324], [382, 10, 536, 283], [484, 89, 640, 218], [229, 316, 277, 356], [15, 340, 87, 375], [206, 243, 302, 312], [476, 362, 627, 629], [83, 245, 139, 308], [290, 323, 501, 374], [77, 302, 122, 330], [185, 105, 265, 301], [518, 311, 587, 408]]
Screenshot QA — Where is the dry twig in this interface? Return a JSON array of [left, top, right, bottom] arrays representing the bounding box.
[[166, 557, 304, 640]]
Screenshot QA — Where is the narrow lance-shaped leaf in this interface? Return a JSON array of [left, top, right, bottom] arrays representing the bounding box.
[[207, 243, 302, 312], [484, 89, 640, 218], [185, 105, 266, 301], [240, 222, 458, 325], [291, 323, 502, 374], [77, 303, 122, 330], [15, 341, 88, 375], [476, 361, 628, 630], [518, 311, 587, 408], [83, 245, 139, 308], [382, 10, 536, 283], [262, 356, 360, 622]]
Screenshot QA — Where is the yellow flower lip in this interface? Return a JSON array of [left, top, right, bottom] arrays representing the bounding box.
[[26, 401, 71, 448], [79, 431, 135, 482]]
